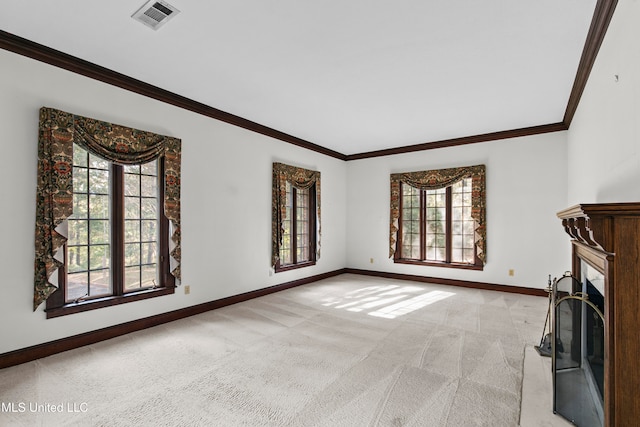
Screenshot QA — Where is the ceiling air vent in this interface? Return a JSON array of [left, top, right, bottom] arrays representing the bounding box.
[[132, 0, 180, 30]]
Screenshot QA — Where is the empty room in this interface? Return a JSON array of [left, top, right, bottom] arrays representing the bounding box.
[[1, 1, 638, 426]]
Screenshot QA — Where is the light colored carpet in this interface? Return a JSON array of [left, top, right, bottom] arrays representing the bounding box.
[[0, 274, 548, 426]]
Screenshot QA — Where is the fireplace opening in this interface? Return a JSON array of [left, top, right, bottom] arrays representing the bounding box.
[[553, 268, 605, 427]]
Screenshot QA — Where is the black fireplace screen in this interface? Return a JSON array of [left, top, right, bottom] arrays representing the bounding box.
[[553, 274, 605, 427]]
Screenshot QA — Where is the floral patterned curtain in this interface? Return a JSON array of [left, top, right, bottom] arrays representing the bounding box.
[[272, 162, 321, 268], [34, 107, 181, 310], [389, 164, 486, 263]]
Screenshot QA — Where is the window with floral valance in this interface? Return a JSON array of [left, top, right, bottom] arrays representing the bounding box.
[[389, 164, 486, 268], [272, 162, 321, 271], [34, 107, 181, 312]]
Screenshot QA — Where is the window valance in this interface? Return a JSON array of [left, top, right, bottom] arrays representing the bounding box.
[[389, 164, 486, 263], [34, 107, 181, 310], [271, 162, 321, 268]]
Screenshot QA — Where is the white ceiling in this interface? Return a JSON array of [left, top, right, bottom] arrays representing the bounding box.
[[0, 0, 597, 156]]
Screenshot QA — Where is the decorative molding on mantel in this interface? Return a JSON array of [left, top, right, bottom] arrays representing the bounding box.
[[557, 202, 640, 253]]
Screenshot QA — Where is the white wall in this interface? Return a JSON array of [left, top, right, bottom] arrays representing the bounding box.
[[0, 49, 347, 354], [567, 1, 640, 204], [346, 133, 571, 289]]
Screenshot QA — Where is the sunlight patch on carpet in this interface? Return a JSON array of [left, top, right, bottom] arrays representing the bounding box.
[[322, 285, 455, 319]]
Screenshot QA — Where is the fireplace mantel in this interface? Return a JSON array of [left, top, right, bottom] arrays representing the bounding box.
[[557, 203, 640, 427], [558, 202, 640, 253]]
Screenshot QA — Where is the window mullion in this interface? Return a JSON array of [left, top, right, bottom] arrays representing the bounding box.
[[396, 183, 403, 259], [309, 185, 316, 261], [112, 164, 124, 296], [445, 186, 452, 263], [291, 187, 298, 264], [158, 157, 172, 287], [420, 189, 426, 261]]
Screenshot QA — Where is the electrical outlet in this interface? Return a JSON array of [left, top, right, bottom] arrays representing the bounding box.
[[508, 269, 514, 277], [184, 285, 190, 295], [370, 258, 374, 264]]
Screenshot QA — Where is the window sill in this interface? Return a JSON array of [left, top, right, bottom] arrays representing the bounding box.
[[394, 258, 484, 271], [275, 261, 316, 273], [45, 286, 175, 319]]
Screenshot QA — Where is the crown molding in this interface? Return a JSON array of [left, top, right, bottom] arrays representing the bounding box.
[[0, 29, 346, 161], [0, 0, 617, 160], [345, 122, 568, 160], [563, 0, 618, 126]]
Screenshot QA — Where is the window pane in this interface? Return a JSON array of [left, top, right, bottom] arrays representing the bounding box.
[[452, 249, 463, 263], [297, 245, 309, 262], [280, 249, 291, 265], [124, 174, 140, 196], [463, 249, 475, 263], [89, 220, 109, 244], [452, 235, 463, 249], [401, 207, 412, 221], [140, 264, 158, 288], [141, 176, 157, 197], [90, 245, 110, 270], [125, 220, 141, 242], [141, 199, 157, 219], [73, 195, 88, 219], [66, 272, 88, 302], [426, 220, 443, 234], [463, 234, 475, 249], [141, 162, 157, 176], [125, 197, 141, 219], [125, 243, 141, 266], [89, 154, 108, 170], [68, 220, 88, 245], [423, 192, 431, 207], [89, 269, 111, 296], [426, 247, 435, 260], [460, 219, 472, 234], [452, 207, 463, 221], [124, 164, 140, 174], [73, 167, 88, 193], [89, 195, 109, 219], [141, 220, 157, 241], [68, 246, 88, 273], [141, 242, 158, 264], [73, 146, 88, 167], [89, 169, 109, 194], [124, 266, 142, 291]]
